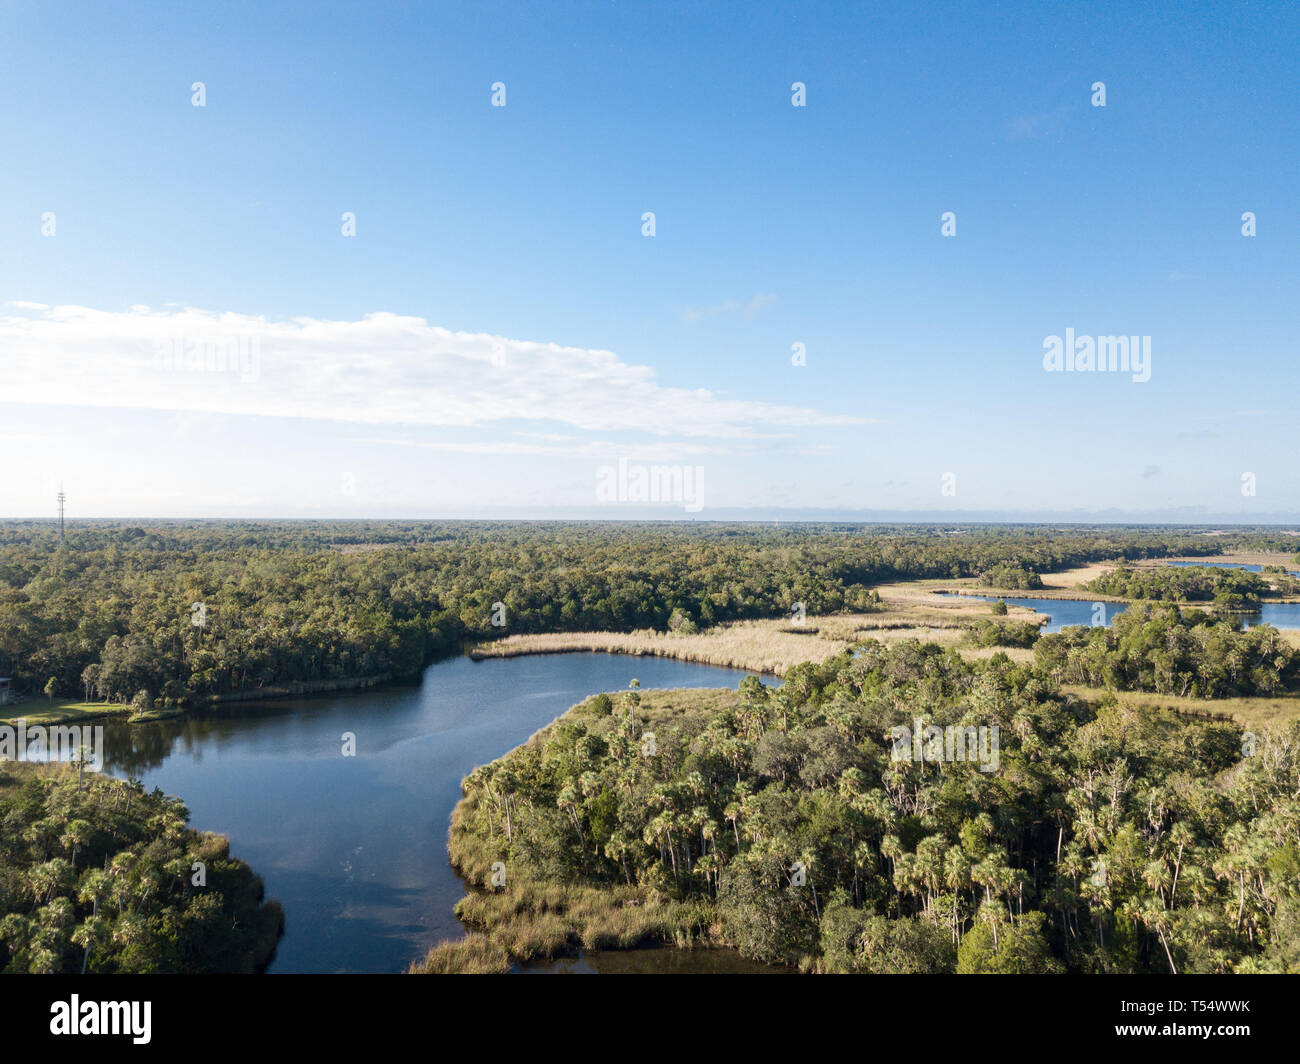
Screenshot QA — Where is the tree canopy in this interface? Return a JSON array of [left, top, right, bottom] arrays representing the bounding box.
[[446, 643, 1300, 974], [0, 766, 282, 973]]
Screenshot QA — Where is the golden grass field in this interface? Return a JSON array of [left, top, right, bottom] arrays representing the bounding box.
[[470, 572, 1300, 725], [469, 591, 1043, 676], [878, 567, 1131, 602]]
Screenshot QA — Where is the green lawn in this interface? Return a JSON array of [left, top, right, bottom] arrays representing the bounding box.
[[0, 698, 133, 726]]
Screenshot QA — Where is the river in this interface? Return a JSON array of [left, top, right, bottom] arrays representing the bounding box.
[[101, 653, 777, 974], [936, 594, 1300, 633]]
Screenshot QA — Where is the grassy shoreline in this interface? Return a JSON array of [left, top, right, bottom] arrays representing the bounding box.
[[468, 627, 829, 677], [468, 594, 1048, 676], [0, 698, 145, 727], [1061, 686, 1300, 730], [414, 689, 742, 974]]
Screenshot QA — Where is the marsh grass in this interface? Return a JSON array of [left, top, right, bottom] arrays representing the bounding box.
[[467, 598, 1042, 676], [467, 623, 844, 676], [1063, 685, 1300, 729], [0, 759, 65, 797], [424, 850, 712, 971], [450, 882, 708, 960], [412, 934, 512, 974], [413, 696, 728, 973]]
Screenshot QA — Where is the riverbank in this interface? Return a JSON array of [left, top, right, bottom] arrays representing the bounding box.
[[0, 760, 285, 973], [0, 673, 398, 727], [0, 698, 152, 727], [468, 625, 836, 677], [205, 672, 395, 705], [414, 689, 745, 975]]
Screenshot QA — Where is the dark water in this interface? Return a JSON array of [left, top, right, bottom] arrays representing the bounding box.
[[100, 653, 777, 974]]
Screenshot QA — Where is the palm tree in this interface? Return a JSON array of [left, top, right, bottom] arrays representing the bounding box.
[[1128, 899, 1178, 974], [1167, 822, 1194, 910], [60, 820, 92, 872], [71, 914, 108, 974], [603, 832, 635, 886], [643, 813, 676, 879], [78, 868, 109, 918], [556, 784, 586, 852], [943, 846, 973, 943], [27, 858, 73, 906]]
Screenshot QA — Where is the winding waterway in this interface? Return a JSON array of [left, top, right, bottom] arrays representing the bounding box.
[[100, 653, 777, 974], [936, 594, 1300, 633]]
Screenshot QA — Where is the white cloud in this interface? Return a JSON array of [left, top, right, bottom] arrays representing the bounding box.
[[0, 303, 863, 439]]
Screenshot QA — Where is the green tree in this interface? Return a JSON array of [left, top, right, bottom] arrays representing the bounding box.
[[957, 908, 1065, 974]]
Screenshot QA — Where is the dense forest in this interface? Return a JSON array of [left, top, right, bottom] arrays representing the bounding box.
[[435, 643, 1300, 974], [978, 562, 1045, 589], [1, 520, 1293, 711], [0, 765, 283, 973], [5, 520, 1300, 978]]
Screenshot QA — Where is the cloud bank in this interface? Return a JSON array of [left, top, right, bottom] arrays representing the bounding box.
[[0, 304, 863, 439]]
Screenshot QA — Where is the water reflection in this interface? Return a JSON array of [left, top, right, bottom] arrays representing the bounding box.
[[518, 946, 781, 974], [100, 653, 777, 974]]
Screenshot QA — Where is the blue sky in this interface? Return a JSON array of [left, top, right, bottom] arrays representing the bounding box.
[[1, 0, 1297, 519]]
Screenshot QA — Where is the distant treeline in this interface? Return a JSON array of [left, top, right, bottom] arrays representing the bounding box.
[[0, 521, 1293, 709]]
